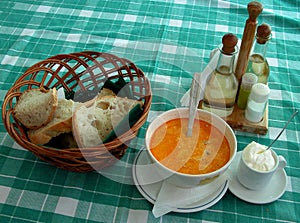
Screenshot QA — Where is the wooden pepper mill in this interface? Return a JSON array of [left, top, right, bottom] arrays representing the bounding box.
[[235, 1, 263, 83]]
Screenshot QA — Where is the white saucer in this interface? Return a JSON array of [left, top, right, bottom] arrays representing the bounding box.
[[228, 151, 287, 204], [132, 149, 229, 213]]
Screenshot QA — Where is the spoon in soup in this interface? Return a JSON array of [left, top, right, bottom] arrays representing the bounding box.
[[187, 76, 201, 137], [258, 110, 298, 154]]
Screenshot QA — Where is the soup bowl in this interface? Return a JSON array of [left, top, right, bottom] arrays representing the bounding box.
[[145, 108, 237, 188]]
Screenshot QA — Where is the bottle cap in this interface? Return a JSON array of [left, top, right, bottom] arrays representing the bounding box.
[[241, 73, 258, 89], [222, 33, 238, 55], [256, 23, 272, 44], [249, 83, 270, 103]]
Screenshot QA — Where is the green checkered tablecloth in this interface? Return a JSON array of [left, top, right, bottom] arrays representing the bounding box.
[[1, 0, 299, 222]]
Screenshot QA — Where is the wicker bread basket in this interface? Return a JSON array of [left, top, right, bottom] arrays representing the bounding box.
[[2, 51, 152, 172]]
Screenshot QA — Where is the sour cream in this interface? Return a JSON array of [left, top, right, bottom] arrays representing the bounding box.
[[243, 141, 276, 171]]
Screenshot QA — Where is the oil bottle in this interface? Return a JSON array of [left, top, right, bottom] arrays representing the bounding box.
[[202, 33, 239, 117], [246, 23, 272, 84]]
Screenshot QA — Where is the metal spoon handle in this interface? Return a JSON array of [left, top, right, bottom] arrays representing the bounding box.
[[187, 76, 200, 136], [266, 110, 298, 150]]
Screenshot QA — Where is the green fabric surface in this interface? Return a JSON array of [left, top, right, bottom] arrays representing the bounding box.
[[0, 0, 299, 222]]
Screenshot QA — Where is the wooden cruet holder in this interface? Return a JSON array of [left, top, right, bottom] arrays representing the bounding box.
[[235, 1, 263, 83], [223, 2, 269, 135]]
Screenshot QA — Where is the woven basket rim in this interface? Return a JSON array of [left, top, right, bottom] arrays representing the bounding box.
[[2, 51, 152, 172]]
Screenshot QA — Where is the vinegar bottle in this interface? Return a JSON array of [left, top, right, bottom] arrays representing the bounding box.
[[246, 23, 272, 84], [202, 33, 239, 117]]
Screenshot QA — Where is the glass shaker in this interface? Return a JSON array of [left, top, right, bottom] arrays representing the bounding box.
[[245, 83, 270, 122], [237, 73, 258, 109]]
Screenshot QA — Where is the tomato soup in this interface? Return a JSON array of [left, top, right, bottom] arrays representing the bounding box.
[[150, 118, 230, 175]]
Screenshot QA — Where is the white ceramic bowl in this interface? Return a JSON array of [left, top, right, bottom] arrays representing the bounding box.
[[145, 108, 237, 188]]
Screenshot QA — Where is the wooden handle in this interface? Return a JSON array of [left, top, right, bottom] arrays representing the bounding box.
[[235, 1, 263, 83], [248, 1, 263, 21]]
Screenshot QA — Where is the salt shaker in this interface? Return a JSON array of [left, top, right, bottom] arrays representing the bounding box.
[[245, 83, 270, 122]]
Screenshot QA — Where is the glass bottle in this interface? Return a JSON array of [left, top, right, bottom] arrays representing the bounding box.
[[202, 33, 239, 117], [246, 23, 272, 84]]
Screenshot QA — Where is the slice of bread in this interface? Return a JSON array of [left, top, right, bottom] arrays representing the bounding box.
[[28, 99, 77, 145], [14, 88, 58, 130], [73, 95, 143, 148], [95, 96, 143, 127], [72, 103, 104, 148]]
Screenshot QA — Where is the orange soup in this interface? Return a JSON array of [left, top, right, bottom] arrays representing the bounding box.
[[150, 118, 230, 175]]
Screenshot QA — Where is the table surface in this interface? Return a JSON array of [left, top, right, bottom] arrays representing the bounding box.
[[1, 0, 299, 222]]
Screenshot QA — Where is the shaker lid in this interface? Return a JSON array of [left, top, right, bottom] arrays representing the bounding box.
[[222, 33, 238, 55], [250, 83, 270, 103], [242, 73, 258, 87]]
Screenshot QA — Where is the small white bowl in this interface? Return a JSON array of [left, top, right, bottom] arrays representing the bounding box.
[[145, 108, 237, 188]]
